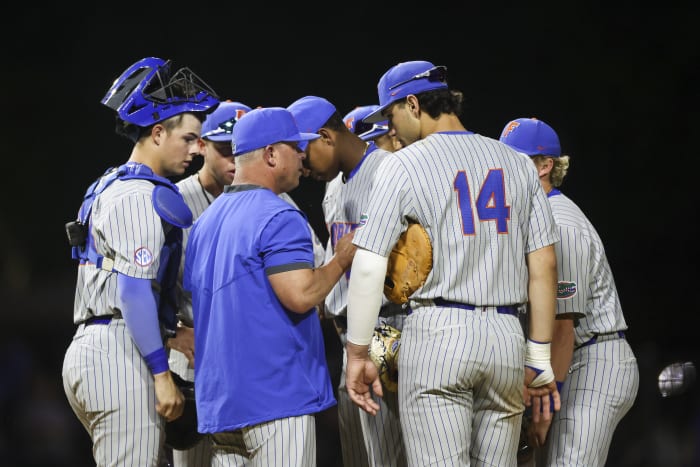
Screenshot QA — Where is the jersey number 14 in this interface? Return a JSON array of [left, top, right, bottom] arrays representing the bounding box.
[[454, 168, 510, 235]]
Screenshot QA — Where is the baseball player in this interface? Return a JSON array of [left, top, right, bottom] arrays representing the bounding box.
[[288, 96, 407, 467], [61, 57, 219, 466], [500, 117, 639, 466], [344, 60, 561, 466], [183, 107, 356, 467]]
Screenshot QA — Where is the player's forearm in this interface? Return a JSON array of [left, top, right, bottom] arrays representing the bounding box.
[[526, 245, 557, 342], [551, 318, 574, 382], [117, 273, 169, 374], [346, 249, 387, 346]]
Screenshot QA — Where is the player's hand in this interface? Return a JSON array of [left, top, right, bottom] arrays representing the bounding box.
[[523, 367, 560, 424], [346, 342, 383, 415], [166, 323, 195, 368], [528, 412, 553, 448], [154, 371, 185, 422]]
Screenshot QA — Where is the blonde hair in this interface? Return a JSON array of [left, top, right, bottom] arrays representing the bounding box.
[[533, 154, 570, 187]]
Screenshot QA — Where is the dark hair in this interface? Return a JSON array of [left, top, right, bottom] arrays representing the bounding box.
[[115, 112, 208, 143], [323, 111, 348, 132], [414, 88, 464, 119]]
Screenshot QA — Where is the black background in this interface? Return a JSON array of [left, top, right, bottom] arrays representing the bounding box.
[[1, 4, 698, 466]]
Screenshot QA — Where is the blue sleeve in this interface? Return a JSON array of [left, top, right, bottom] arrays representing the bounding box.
[[261, 209, 315, 272], [117, 274, 168, 374]]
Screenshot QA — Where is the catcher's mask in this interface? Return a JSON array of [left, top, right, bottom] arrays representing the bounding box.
[[164, 373, 203, 451], [101, 57, 219, 128]]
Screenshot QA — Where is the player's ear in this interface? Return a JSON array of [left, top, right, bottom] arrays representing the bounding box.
[[318, 128, 333, 146], [151, 123, 166, 146], [537, 157, 554, 176], [405, 95, 419, 114]]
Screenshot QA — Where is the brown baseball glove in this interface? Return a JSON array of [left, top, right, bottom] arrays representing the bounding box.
[[384, 222, 433, 304]]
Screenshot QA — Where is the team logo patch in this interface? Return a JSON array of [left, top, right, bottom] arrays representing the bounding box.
[[134, 247, 154, 267], [557, 281, 577, 299], [358, 213, 368, 228]]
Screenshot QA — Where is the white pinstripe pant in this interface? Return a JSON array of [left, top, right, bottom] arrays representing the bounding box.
[[536, 337, 639, 466], [209, 415, 315, 467], [399, 306, 525, 466], [62, 320, 167, 467]]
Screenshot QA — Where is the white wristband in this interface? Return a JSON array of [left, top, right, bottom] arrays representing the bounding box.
[[524, 339, 554, 387]]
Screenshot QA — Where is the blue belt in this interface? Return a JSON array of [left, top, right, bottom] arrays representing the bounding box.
[[83, 315, 113, 326], [575, 330, 625, 350], [433, 298, 519, 316]]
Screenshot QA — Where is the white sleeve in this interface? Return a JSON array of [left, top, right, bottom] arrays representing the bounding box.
[[346, 248, 388, 345]]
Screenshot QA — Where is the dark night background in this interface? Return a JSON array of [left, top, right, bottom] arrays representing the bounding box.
[[1, 4, 698, 466]]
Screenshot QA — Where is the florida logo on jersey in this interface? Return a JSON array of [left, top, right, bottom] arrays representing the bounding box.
[[557, 281, 577, 299]]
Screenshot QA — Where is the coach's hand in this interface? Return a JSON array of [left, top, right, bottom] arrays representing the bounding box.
[[154, 371, 185, 422], [167, 323, 195, 368], [346, 342, 383, 415]]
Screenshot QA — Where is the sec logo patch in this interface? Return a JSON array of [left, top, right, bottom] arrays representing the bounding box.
[[134, 247, 154, 267]]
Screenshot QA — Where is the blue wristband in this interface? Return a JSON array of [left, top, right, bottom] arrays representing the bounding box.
[[144, 347, 169, 375]]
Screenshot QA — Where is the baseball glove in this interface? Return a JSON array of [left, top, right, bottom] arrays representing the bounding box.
[[384, 222, 433, 304], [368, 324, 402, 392]]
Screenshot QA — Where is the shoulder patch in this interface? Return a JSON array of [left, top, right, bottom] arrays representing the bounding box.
[[358, 213, 368, 228], [134, 247, 154, 267], [557, 281, 577, 299]]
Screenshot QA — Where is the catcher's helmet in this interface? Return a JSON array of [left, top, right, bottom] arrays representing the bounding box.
[[101, 57, 219, 127], [164, 373, 203, 451]]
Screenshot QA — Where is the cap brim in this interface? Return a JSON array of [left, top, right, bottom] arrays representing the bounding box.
[[294, 132, 320, 152], [202, 133, 233, 142], [362, 105, 388, 124], [358, 127, 389, 141], [295, 132, 321, 142]]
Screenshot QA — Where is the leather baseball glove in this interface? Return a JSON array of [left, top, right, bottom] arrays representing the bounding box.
[[384, 222, 433, 304], [368, 323, 402, 392]]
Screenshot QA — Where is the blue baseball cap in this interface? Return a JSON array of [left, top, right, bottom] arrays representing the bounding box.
[[343, 105, 389, 141], [499, 117, 561, 157], [363, 60, 448, 124], [200, 101, 252, 142], [287, 96, 337, 151], [230, 107, 320, 157]]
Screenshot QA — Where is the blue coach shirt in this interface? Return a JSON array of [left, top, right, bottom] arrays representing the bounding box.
[[184, 184, 336, 433]]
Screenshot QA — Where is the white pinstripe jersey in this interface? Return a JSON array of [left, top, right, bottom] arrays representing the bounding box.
[[353, 132, 559, 306], [176, 173, 214, 326], [548, 191, 628, 344], [73, 178, 166, 324], [322, 147, 393, 317], [279, 191, 326, 268]]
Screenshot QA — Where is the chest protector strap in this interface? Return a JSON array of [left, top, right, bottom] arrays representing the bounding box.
[[67, 162, 193, 337]]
